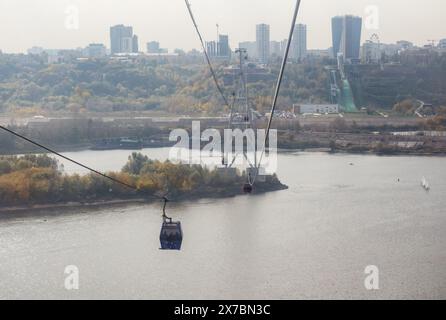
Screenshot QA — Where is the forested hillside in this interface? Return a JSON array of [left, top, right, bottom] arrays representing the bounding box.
[[0, 54, 329, 115]]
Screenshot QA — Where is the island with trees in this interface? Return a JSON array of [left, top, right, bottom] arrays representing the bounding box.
[[0, 153, 287, 214]]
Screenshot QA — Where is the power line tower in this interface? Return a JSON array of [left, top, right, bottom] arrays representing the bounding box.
[[229, 49, 250, 130]]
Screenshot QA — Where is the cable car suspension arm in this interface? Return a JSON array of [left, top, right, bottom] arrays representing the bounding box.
[[252, 0, 302, 186]]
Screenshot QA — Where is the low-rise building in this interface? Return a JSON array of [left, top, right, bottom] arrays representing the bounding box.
[[294, 104, 339, 115], [84, 43, 107, 58]]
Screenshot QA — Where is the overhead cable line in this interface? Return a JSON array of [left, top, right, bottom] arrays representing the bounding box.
[[0, 125, 163, 201], [184, 0, 231, 109], [251, 0, 302, 186]]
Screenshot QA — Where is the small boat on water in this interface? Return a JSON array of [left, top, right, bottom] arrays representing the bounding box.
[[421, 177, 431, 191]]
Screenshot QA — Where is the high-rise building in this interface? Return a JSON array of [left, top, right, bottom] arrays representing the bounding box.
[[291, 24, 307, 60], [110, 24, 134, 54], [256, 24, 270, 64], [239, 41, 257, 59], [132, 35, 139, 53], [270, 41, 282, 57], [218, 35, 230, 58], [332, 15, 362, 61], [331, 17, 343, 59], [206, 35, 231, 60], [121, 37, 133, 53], [439, 39, 446, 49], [206, 41, 217, 58]]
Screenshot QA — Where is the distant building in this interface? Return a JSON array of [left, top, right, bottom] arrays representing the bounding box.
[[239, 41, 257, 59], [381, 43, 403, 56], [364, 41, 414, 60], [132, 35, 139, 53], [147, 41, 160, 53], [396, 40, 414, 51], [256, 24, 270, 64], [206, 35, 231, 60], [121, 37, 133, 53], [44, 49, 83, 64], [291, 24, 307, 60], [361, 41, 381, 64], [218, 34, 231, 58], [223, 63, 273, 85], [294, 104, 339, 115], [270, 41, 282, 57], [439, 39, 446, 49], [146, 41, 168, 54], [110, 24, 135, 54], [332, 15, 362, 61], [206, 41, 218, 58], [141, 53, 179, 62], [400, 48, 438, 66], [27, 46, 45, 55], [85, 43, 107, 58], [331, 17, 343, 58], [307, 49, 330, 58]]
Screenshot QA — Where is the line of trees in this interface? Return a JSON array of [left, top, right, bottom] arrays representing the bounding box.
[[0, 153, 246, 206]]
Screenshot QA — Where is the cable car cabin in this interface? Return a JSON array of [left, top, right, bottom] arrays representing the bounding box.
[[243, 183, 253, 194], [160, 219, 183, 250]]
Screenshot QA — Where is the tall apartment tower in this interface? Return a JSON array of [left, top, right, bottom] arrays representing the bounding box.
[[291, 23, 307, 61], [218, 35, 230, 58], [332, 15, 362, 60], [206, 41, 218, 58], [132, 35, 139, 53], [110, 24, 135, 54], [256, 24, 270, 64]]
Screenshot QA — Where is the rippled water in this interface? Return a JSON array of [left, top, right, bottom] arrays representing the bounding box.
[[0, 149, 445, 299]]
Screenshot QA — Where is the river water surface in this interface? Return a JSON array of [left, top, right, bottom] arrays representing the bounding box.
[[0, 149, 445, 299]]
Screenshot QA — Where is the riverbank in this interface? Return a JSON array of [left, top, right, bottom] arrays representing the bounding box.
[[0, 182, 288, 216], [277, 130, 446, 156]]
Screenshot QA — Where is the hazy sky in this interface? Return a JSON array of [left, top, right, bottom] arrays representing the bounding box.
[[0, 0, 444, 53]]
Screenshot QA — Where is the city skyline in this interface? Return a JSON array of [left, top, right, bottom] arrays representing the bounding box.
[[0, 0, 445, 54]]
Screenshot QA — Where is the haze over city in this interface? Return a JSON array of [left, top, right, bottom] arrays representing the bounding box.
[[1, 0, 444, 53]]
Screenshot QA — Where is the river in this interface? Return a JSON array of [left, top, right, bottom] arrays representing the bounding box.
[[0, 149, 445, 299]]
